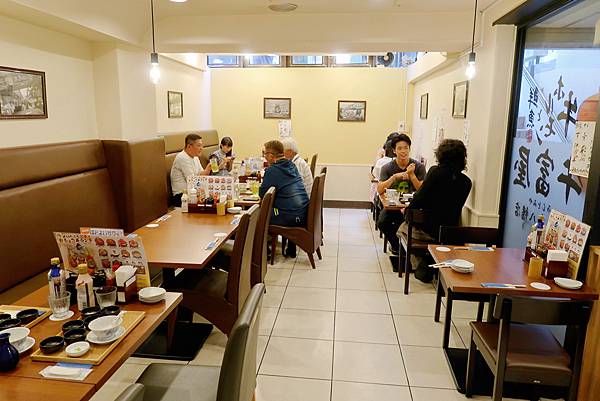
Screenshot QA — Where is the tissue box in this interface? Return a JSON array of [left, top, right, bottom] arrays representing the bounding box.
[[115, 265, 137, 303], [547, 249, 568, 262]]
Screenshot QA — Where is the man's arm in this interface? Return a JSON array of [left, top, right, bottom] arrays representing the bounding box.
[[408, 167, 437, 209], [406, 163, 423, 190]]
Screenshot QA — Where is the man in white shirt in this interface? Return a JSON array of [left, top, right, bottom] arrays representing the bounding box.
[[170, 133, 210, 206], [282, 138, 314, 196]]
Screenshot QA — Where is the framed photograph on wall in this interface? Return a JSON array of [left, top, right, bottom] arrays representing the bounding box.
[[264, 97, 291, 119], [338, 100, 366, 122], [0, 66, 47, 119], [452, 81, 469, 118], [420, 93, 429, 119], [168, 91, 183, 118]]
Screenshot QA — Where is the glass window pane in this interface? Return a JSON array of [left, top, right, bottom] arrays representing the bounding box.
[[207, 55, 239, 66], [247, 55, 281, 65], [334, 54, 369, 64], [291, 56, 324, 65]]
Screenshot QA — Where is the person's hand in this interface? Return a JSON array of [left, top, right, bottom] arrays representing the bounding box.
[[406, 163, 416, 176], [218, 159, 228, 168], [393, 172, 409, 181]]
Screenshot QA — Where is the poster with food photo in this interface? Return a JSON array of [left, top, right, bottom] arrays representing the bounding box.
[[54, 232, 96, 274], [187, 176, 234, 201], [542, 210, 590, 278]]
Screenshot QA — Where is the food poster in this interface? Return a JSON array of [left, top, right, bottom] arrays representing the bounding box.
[[569, 121, 596, 178], [54, 233, 151, 289], [187, 176, 234, 201], [542, 209, 590, 278], [80, 227, 125, 236]]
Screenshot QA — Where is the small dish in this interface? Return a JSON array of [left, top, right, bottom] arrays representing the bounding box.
[[80, 306, 102, 319], [139, 296, 165, 304], [16, 337, 35, 354], [530, 282, 551, 290], [66, 341, 90, 357], [554, 277, 583, 290], [214, 232, 228, 238], [62, 319, 86, 334], [139, 287, 166, 300], [0, 313, 12, 323], [86, 326, 125, 344], [40, 336, 65, 354], [451, 259, 474, 269], [435, 247, 452, 252], [49, 310, 74, 321], [64, 328, 87, 344], [102, 305, 121, 316], [0, 318, 21, 330], [145, 223, 159, 228], [227, 206, 242, 214], [0, 327, 30, 348], [16, 308, 39, 324]]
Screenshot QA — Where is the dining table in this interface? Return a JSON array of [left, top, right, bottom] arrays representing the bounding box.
[[0, 288, 182, 401], [429, 245, 599, 397], [378, 192, 408, 211]]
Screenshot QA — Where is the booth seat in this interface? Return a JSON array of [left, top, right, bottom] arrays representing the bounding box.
[[0, 138, 167, 303]]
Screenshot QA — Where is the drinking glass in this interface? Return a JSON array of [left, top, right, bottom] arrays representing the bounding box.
[[95, 286, 117, 308], [249, 180, 260, 196], [48, 291, 71, 319]]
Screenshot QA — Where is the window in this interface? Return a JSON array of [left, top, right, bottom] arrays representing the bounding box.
[[207, 55, 240, 68], [244, 55, 283, 67], [332, 54, 371, 66], [289, 56, 325, 66]]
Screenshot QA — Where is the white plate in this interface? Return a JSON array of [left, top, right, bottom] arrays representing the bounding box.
[[214, 232, 228, 238], [451, 259, 474, 269], [66, 341, 90, 357], [16, 337, 35, 354], [139, 295, 165, 304], [554, 277, 583, 290], [227, 207, 242, 214], [145, 223, 159, 228], [530, 282, 551, 290], [49, 310, 74, 321], [139, 287, 166, 299], [435, 246, 452, 252], [86, 325, 125, 344]]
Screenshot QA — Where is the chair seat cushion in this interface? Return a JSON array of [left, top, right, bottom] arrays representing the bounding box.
[[137, 363, 220, 401], [171, 268, 228, 298], [470, 322, 572, 379]]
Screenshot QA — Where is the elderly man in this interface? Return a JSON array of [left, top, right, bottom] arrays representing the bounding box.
[[282, 137, 313, 196], [260, 140, 309, 257], [169, 133, 210, 206]]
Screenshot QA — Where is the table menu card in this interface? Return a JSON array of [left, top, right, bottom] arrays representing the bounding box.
[[544, 209, 590, 278], [187, 175, 234, 200]]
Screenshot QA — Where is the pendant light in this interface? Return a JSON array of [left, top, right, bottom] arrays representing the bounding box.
[[149, 0, 160, 84], [465, 0, 478, 80]]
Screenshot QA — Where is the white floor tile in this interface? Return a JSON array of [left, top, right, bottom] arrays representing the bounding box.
[[264, 269, 292, 286], [269, 258, 296, 270], [388, 292, 440, 316], [294, 256, 338, 270], [257, 375, 331, 401], [260, 337, 333, 380], [452, 318, 473, 348], [263, 285, 286, 308], [337, 257, 381, 272], [394, 315, 463, 348], [336, 289, 391, 314], [281, 287, 336, 311], [259, 307, 279, 336], [333, 341, 408, 385], [332, 381, 412, 401], [402, 345, 455, 388], [335, 312, 397, 344], [337, 271, 385, 291], [257, 335, 268, 367], [410, 387, 470, 401], [272, 309, 334, 340], [339, 245, 379, 259], [289, 269, 337, 288]]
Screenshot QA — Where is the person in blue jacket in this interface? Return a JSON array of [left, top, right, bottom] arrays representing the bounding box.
[[260, 139, 309, 257]]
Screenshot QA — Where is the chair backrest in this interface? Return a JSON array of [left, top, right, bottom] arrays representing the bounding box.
[[217, 283, 265, 401], [494, 295, 592, 326], [405, 208, 429, 225], [306, 174, 325, 243], [252, 187, 275, 286], [115, 383, 145, 401], [438, 226, 499, 247], [227, 205, 260, 312], [310, 154, 318, 177], [320, 166, 327, 175]]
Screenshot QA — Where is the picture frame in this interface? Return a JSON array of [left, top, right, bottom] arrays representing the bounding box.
[[0, 66, 47, 120], [264, 97, 291, 119], [168, 91, 183, 118], [452, 81, 469, 119], [337, 100, 366, 122], [420, 93, 429, 119]]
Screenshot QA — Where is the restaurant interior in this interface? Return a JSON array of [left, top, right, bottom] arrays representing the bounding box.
[[1, 0, 600, 400]]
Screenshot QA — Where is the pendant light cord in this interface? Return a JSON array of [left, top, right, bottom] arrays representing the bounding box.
[[471, 0, 478, 54], [151, 0, 156, 53]]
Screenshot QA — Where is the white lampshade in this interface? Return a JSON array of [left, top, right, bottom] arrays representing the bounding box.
[[595, 18, 600, 46]]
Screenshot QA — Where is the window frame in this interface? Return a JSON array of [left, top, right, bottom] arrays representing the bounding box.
[[287, 55, 328, 67], [206, 55, 242, 68], [243, 55, 285, 68], [329, 55, 374, 67]]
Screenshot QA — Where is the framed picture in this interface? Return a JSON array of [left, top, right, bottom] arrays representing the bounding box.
[[168, 91, 183, 118], [338, 100, 366, 122], [0, 66, 47, 119], [420, 93, 429, 119], [264, 97, 291, 119], [452, 81, 469, 119]]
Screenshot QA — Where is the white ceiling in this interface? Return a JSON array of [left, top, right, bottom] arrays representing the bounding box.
[[538, 0, 600, 28], [0, 0, 497, 53]]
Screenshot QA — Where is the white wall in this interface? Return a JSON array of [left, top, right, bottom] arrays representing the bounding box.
[[0, 15, 97, 148]]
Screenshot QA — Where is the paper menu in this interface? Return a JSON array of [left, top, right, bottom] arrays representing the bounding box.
[[187, 176, 234, 200], [54, 232, 151, 289], [80, 227, 124, 236], [543, 210, 590, 278], [569, 121, 595, 178]]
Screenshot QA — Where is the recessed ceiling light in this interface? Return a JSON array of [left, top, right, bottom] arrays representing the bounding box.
[[268, 3, 298, 12]]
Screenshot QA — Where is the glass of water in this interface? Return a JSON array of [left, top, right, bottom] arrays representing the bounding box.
[[48, 291, 70, 319], [95, 286, 117, 308]]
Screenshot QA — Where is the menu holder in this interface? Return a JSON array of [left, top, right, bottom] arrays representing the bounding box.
[[30, 310, 145, 365], [0, 305, 52, 328], [188, 203, 218, 214]]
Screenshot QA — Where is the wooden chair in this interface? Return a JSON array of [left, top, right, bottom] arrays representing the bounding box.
[[270, 173, 324, 269], [309, 153, 318, 177], [466, 295, 592, 401], [117, 283, 265, 401], [398, 208, 435, 294], [319, 167, 327, 245], [168, 205, 260, 335], [434, 226, 499, 323]]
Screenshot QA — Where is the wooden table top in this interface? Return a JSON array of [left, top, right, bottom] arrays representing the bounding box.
[[0, 377, 96, 401], [378, 193, 408, 211], [135, 209, 239, 269], [429, 246, 598, 300], [0, 287, 182, 397], [235, 198, 260, 208]]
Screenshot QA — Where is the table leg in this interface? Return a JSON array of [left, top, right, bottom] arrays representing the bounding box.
[[487, 295, 496, 322], [166, 307, 177, 352], [443, 289, 454, 349], [434, 276, 444, 323]]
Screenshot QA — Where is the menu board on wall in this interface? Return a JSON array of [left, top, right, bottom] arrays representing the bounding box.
[[54, 232, 151, 289], [187, 175, 234, 200], [570, 121, 596, 178], [544, 209, 590, 278]]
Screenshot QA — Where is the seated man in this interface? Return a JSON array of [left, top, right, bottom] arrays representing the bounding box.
[[260, 140, 309, 258], [399, 139, 472, 282], [376, 134, 426, 255], [282, 137, 314, 196], [170, 133, 210, 206]]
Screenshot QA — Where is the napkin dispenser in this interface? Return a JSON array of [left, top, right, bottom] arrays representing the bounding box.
[[115, 265, 137, 303], [543, 250, 569, 279]]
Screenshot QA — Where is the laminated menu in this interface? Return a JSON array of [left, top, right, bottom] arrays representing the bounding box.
[[54, 232, 151, 289], [544, 210, 591, 279], [187, 175, 234, 200]]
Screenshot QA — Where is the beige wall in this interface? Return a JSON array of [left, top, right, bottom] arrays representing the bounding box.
[[211, 67, 407, 165], [0, 15, 98, 148]]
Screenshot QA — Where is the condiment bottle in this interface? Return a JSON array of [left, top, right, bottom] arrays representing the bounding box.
[[181, 189, 189, 213], [189, 188, 198, 204], [75, 263, 95, 311], [535, 215, 545, 252], [47, 257, 66, 298]]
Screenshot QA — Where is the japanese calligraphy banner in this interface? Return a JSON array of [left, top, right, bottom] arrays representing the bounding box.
[[570, 121, 596, 178]]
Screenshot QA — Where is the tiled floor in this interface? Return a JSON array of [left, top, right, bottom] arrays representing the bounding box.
[[92, 208, 536, 401]]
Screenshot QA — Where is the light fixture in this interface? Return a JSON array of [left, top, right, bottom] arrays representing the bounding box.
[[594, 18, 599, 46], [268, 2, 298, 12], [465, 0, 478, 80], [149, 0, 160, 84], [170, 0, 188, 2]]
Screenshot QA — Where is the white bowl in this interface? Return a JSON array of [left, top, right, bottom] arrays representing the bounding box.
[[139, 287, 166, 299], [88, 315, 123, 340], [139, 295, 165, 304], [66, 341, 90, 357], [0, 327, 30, 348], [554, 277, 583, 290], [227, 206, 242, 214], [451, 259, 474, 269]]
